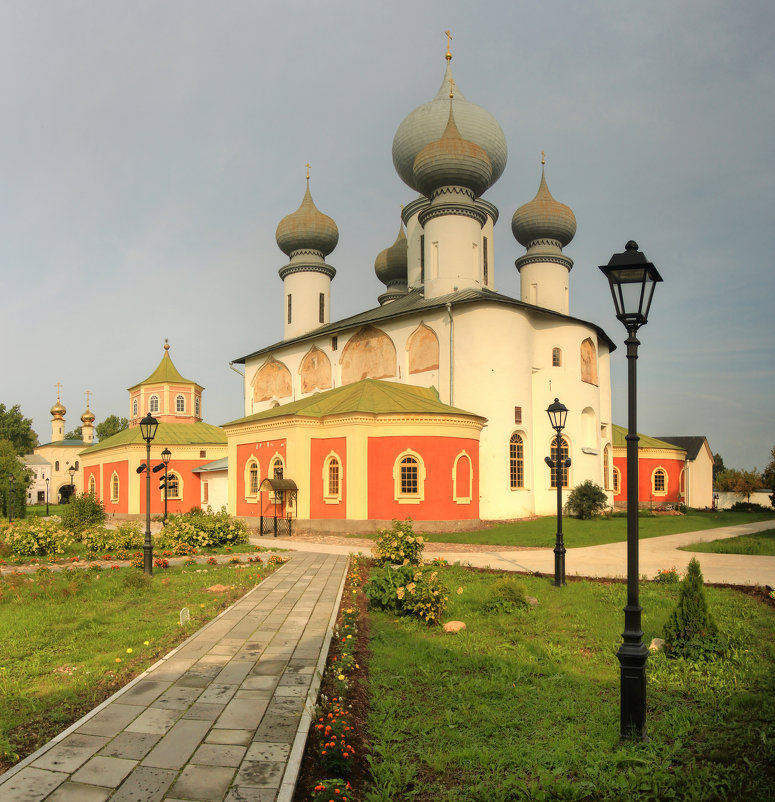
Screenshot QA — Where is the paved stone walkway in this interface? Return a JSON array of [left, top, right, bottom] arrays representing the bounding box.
[[0, 552, 349, 802]]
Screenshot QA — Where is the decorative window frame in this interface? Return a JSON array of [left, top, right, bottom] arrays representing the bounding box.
[[244, 457, 260, 502], [164, 471, 183, 500], [509, 431, 526, 490], [393, 449, 426, 504], [269, 453, 285, 503], [603, 444, 611, 490], [322, 451, 343, 505], [88, 475, 96, 496], [652, 467, 668, 496], [110, 472, 120, 503], [452, 450, 473, 505], [612, 467, 621, 494], [549, 435, 570, 489], [149, 394, 160, 414], [552, 347, 562, 367], [175, 394, 185, 413], [195, 396, 201, 417], [132, 398, 138, 418]]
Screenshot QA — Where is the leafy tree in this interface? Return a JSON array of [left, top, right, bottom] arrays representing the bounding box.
[[60, 492, 105, 534], [0, 403, 38, 455], [0, 439, 32, 519], [712, 452, 725, 481], [763, 446, 775, 508], [565, 480, 608, 519], [64, 426, 83, 440], [663, 557, 724, 659], [715, 468, 761, 509], [96, 415, 129, 441]]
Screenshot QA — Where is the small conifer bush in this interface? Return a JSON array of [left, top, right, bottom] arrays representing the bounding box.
[[663, 557, 725, 659]]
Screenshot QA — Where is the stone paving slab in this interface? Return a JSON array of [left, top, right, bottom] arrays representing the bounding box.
[[0, 552, 349, 802]]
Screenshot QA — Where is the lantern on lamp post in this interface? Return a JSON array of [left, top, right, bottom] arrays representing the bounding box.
[[599, 240, 663, 740], [139, 413, 159, 575]]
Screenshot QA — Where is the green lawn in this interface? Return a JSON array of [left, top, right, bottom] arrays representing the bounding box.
[[0, 562, 277, 769], [25, 504, 69, 518], [349, 510, 775, 548], [680, 528, 775, 556], [365, 565, 775, 801]]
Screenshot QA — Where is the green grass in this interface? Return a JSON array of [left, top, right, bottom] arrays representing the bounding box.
[[365, 566, 775, 801], [679, 528, 775, 556], [349, 510, 775, 548], [24, 504, 69, 518], [0, 561, 277, 768]]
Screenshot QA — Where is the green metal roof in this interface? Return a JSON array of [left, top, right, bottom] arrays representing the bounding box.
[[232, 287, 617, 364], [223, 379, 484, 427], [81, 422, 226, 454], [37, 439, 85, 448], [612, 424, 682, 451], [128, 348, 199, 391]]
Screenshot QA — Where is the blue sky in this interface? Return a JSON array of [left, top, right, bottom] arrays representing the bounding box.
[[1, 1, 773, 471]]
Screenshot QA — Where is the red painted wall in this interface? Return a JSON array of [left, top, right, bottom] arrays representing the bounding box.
[[235, 440, 287, 518], [367, 436, 479, 520], [102, 460, 129, 515], [310, 437, 347, 519], [84, 466, 100, 500], [613, 454, 685, 504], [139, 459, 203, 516]]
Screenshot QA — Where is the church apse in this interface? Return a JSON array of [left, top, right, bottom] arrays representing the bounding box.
[[300, 347, 332, 394], [340, 325, 397, 384], [251, 358, 293, 403], [406, 322, 439, 374]]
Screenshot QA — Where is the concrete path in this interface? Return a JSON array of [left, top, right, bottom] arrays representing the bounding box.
[[0, 551, 349, 802], [261, 519, 775, 587]]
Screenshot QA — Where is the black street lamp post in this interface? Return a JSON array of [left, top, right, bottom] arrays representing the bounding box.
[[68, 465, 76, 499], [599, 240, 663, 740], [161, 448, 172, 523], [545, 398, 570, 587], [139, 414, 159, 575]]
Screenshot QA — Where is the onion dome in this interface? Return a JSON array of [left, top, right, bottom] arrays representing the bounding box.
[[512, 166, 576, 248], [375, 224, 408, 286], [392, 59, 507, 193], [276, 181, 339, 258], [50, 398, 66, 419], [81, 407, 95, 425], [413, 103, 493, 198]]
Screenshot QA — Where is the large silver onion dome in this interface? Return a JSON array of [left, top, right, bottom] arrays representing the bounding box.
[[276, 182, 339, 257], [392, 60, 507, 193], [375, 224, 408, 285], [512, 167, 576, 248]]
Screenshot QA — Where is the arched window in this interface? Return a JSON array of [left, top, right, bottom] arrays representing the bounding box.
[[323, 453, 342, 503], [453, 451, 473, 504], [652, 468, 667, 496], [552, 347, 562, 367], [603, 445, 611, 490], [195, 396, 201, 417], [55, 460, 60, 471], [393, 450, 425, 503], [74, 460, 79, 470], [612, 467, 621, 494], [149, 394, 159, 414], [509, 433, 524, 489], [167, 472, 180, 499], [549, 436, 569, 489], [244, 459, 259, 500], [132, 398, 138, 417], [272, 456, 284, 480], [176, 394, 185, 413], [111, 473, 119, 502], [88, 475, 96, 496]]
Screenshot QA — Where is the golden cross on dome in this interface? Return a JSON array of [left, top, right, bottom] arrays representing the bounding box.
[[305, 162, 311, 181], [541, 151, 546, 165], [55, 381, 63, 400], [445, 30, 452, 61], [85, 390, 92, 408], [448, 77, 456, 98]]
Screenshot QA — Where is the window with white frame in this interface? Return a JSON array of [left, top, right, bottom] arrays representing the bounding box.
[[88, 475, 96, 496], [613, 467, 621, 494], [510, 433, 525, 489], [652, 468, 667, 496], [323, 453, 342, 503], [195, 396, 201, 417], [552, 347, 562, 367], [149, 394, 159, 414], [245, 459, 259, 497], [394, 450, 425, 503], [176, 394, 185, 413], [166, 472, 181, 499], [132, 398, 138, 417], [111, 473, 119, 502]]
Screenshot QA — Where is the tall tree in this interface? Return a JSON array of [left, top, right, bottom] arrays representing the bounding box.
[[64, 426, 83, 440], [95, 415, 129, 441], [0, 438, 32, 518], [762, 446, 775, 507], [717, 468, 761, 506], [712, 452, 725, 481], [0, 403, 38, 455]]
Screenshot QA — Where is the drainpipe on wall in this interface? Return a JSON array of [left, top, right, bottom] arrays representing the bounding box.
[[446, 302, 454, 406]]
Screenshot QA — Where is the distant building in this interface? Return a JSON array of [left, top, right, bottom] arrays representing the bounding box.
[[20, 453, 51, 505]]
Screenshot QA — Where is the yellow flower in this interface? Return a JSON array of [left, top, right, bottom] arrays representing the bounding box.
[[143, 640, 150, 646], [126, 648, 133, 654], [457, 587, 464, 595], [338, 674, 345, 681]]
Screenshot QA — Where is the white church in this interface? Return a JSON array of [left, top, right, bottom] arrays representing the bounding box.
[[221, 47, 618, 530]]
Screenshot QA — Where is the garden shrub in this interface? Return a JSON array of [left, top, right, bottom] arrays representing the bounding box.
[[728, 501, 772, 513], [156, 507, 248, 549], [373, 518, 424, 565], [82, 522, 143, 554], [654, 566, 680, 584], [0, 518, 73, 557], [565, 480, 608, 519], [482, 576, 530, 613], [663, 557, 725, 659], [310, 778, 356, 802], [366, 563, 448, 624], [60, 492, 106, 535]]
